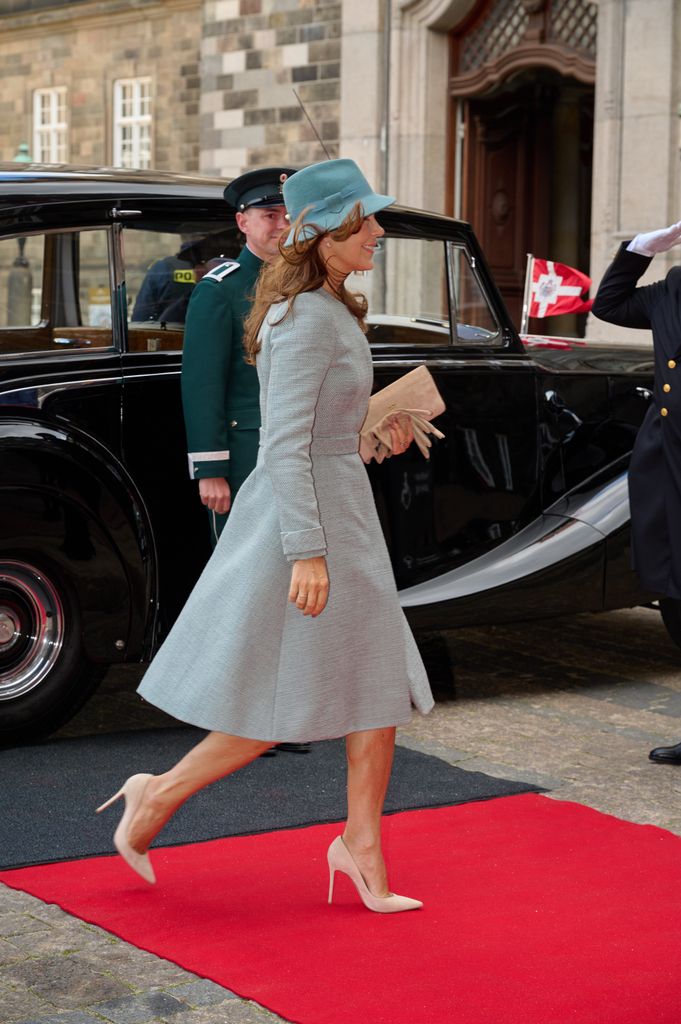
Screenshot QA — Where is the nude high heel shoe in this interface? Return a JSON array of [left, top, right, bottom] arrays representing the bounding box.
[[327, 836, 422, 913], [96, 773, 156, 885]]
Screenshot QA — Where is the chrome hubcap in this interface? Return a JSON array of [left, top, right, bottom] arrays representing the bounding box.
[[0, 562, 64, 701]]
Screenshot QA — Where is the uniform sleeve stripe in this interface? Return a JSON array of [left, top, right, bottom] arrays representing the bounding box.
[[188, 451, 231, 460]]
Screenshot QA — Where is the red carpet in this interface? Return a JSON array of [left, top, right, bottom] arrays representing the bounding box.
[[2, 794, 681, 1023]]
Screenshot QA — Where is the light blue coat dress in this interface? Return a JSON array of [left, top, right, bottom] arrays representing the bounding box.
[[137, 288, 434, 741]]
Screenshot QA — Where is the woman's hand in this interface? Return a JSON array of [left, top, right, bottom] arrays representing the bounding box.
[[289, 556, 329, 617], [387, 413, 414, 456]]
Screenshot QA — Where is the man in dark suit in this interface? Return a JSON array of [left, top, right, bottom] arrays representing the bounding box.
[[593, 220, 681, 763]]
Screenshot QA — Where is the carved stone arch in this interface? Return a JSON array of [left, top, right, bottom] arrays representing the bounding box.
[[449, 0, 597, 95], [397, 0, 477, 33]]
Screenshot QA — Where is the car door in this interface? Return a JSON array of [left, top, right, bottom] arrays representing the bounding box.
[[116, 203, 242, 628], [360, 218, 540, 593]]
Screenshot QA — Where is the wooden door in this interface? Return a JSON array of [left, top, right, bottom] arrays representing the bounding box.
[[463, 84, 553, 327]]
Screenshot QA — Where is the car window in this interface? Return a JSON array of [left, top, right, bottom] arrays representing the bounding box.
[[347, 236, 450, 347], [0, 229, 113, 355], [447, 241, 501, 346], [123, 222, 240, 352], [346, 234, 501, 348]]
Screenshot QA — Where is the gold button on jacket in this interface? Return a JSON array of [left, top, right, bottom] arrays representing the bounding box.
[[669, 359, 676, 369], [664, 384, 671, 393], [661, 407, 669, 416]]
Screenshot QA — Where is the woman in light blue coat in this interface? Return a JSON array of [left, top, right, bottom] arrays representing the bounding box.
[[97, 159, 434, 913]]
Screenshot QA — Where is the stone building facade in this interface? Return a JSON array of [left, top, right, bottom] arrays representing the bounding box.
[[1, 0, 680, 341], [198, 0, 342, 178], [0, 0, 202, 170]]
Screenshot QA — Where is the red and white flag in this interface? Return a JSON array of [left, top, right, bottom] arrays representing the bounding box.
[[529, 258, 593, 318]]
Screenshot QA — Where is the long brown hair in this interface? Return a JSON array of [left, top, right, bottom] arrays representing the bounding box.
[[243, 202, 369, 364]]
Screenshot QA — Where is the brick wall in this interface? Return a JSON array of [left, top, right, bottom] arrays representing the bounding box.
[[199, 0, 341, 177], [0, 0, 202, 172]]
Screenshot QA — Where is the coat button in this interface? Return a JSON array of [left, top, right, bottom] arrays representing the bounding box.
[[661, 407, 669, 416], [229, 420, 238, 427], [669, 360, 677, 369], [664, 384, 671, 393]]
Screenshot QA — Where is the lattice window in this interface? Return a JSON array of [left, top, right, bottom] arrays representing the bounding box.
[[458, 0, 597, 75], [113, 78, 153, 169], [33, 87, 68, 163], [460, 0, 529, 73], [549, 0, 597, 58]]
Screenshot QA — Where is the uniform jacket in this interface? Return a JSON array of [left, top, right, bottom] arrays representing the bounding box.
[[181, 245, 262, 489], [592, 243, 681, 597]]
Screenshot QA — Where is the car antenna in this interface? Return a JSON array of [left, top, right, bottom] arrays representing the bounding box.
[[293, 88, 332, 160]]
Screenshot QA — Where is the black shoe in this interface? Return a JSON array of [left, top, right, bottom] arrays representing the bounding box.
[[649, 741, 681, 764], [275, 742, 311, 754]]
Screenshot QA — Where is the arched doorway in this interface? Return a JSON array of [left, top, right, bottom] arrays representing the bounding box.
[[448, 0, 597, 331]]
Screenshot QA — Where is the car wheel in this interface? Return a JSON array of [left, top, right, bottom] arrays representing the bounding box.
[[659, 597, 681, 653], [0, 560, 104, 745]]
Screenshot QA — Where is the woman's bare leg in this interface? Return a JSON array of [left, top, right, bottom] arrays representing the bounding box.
[[343, 726, 396, 898], [127, 731, 273, 852]]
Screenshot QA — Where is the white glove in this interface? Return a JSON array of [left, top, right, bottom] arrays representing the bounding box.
[[627, 221, 681, 256]]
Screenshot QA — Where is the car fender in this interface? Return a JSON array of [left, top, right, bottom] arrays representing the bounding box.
[[0, 416, 157, 662], [399, 467, 632, 621]]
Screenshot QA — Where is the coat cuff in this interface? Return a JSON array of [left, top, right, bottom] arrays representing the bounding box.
[[619, 243, 653, 266], [282, 526, 327, 561], [188, 452, 230, 480]]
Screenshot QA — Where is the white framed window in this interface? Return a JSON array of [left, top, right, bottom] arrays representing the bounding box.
[[33, 87, 68, 163], [113, 78, 153, 169]]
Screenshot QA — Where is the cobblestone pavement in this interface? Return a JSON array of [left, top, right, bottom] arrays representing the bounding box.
[[2, 606, 680, 1023]]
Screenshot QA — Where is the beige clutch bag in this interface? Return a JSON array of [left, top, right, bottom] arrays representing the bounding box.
[[360, 365, 446, 463]]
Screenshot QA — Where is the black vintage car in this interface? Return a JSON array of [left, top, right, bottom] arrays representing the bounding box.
[[0, 166, 663, 743]]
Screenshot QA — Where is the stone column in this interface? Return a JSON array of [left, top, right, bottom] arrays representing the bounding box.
[[338, 0, 386, 191], [338, 0, 474, 211]]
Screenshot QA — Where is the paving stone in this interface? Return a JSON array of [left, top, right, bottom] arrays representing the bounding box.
[[0, 914, 53, 938], [0, 983, 56, 1022], [6, 954, 133, 1008], [19, 901, 80, 926], [93, 990, 186, 1023], [7, 922, 115, 957], [395, 733, 472, 765], [0, 935, 27, 964], [14, 1013, 104, 1024], [167, 979, 239, 1006], [77, 945, 193, 990], [160, 1002, 281, 1024], [0, 887, 33, 910]]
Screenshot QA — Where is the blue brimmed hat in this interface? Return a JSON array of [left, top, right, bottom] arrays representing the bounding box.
[[283, 158, 395, 245]]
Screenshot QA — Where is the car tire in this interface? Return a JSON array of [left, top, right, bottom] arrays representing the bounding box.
[[659, 597, 681, 653], [0, 560, 104, 745]]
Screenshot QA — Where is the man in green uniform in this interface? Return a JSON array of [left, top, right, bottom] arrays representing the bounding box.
[[181, 168, 294, 545]]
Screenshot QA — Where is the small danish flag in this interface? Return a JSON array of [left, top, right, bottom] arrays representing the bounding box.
[[529, 259, 593, 318]]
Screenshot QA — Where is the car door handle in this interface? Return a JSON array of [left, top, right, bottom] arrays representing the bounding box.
[[110, 208, 143, 220], [544, 389, 565, 409], [635, 386, 653, 401]]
